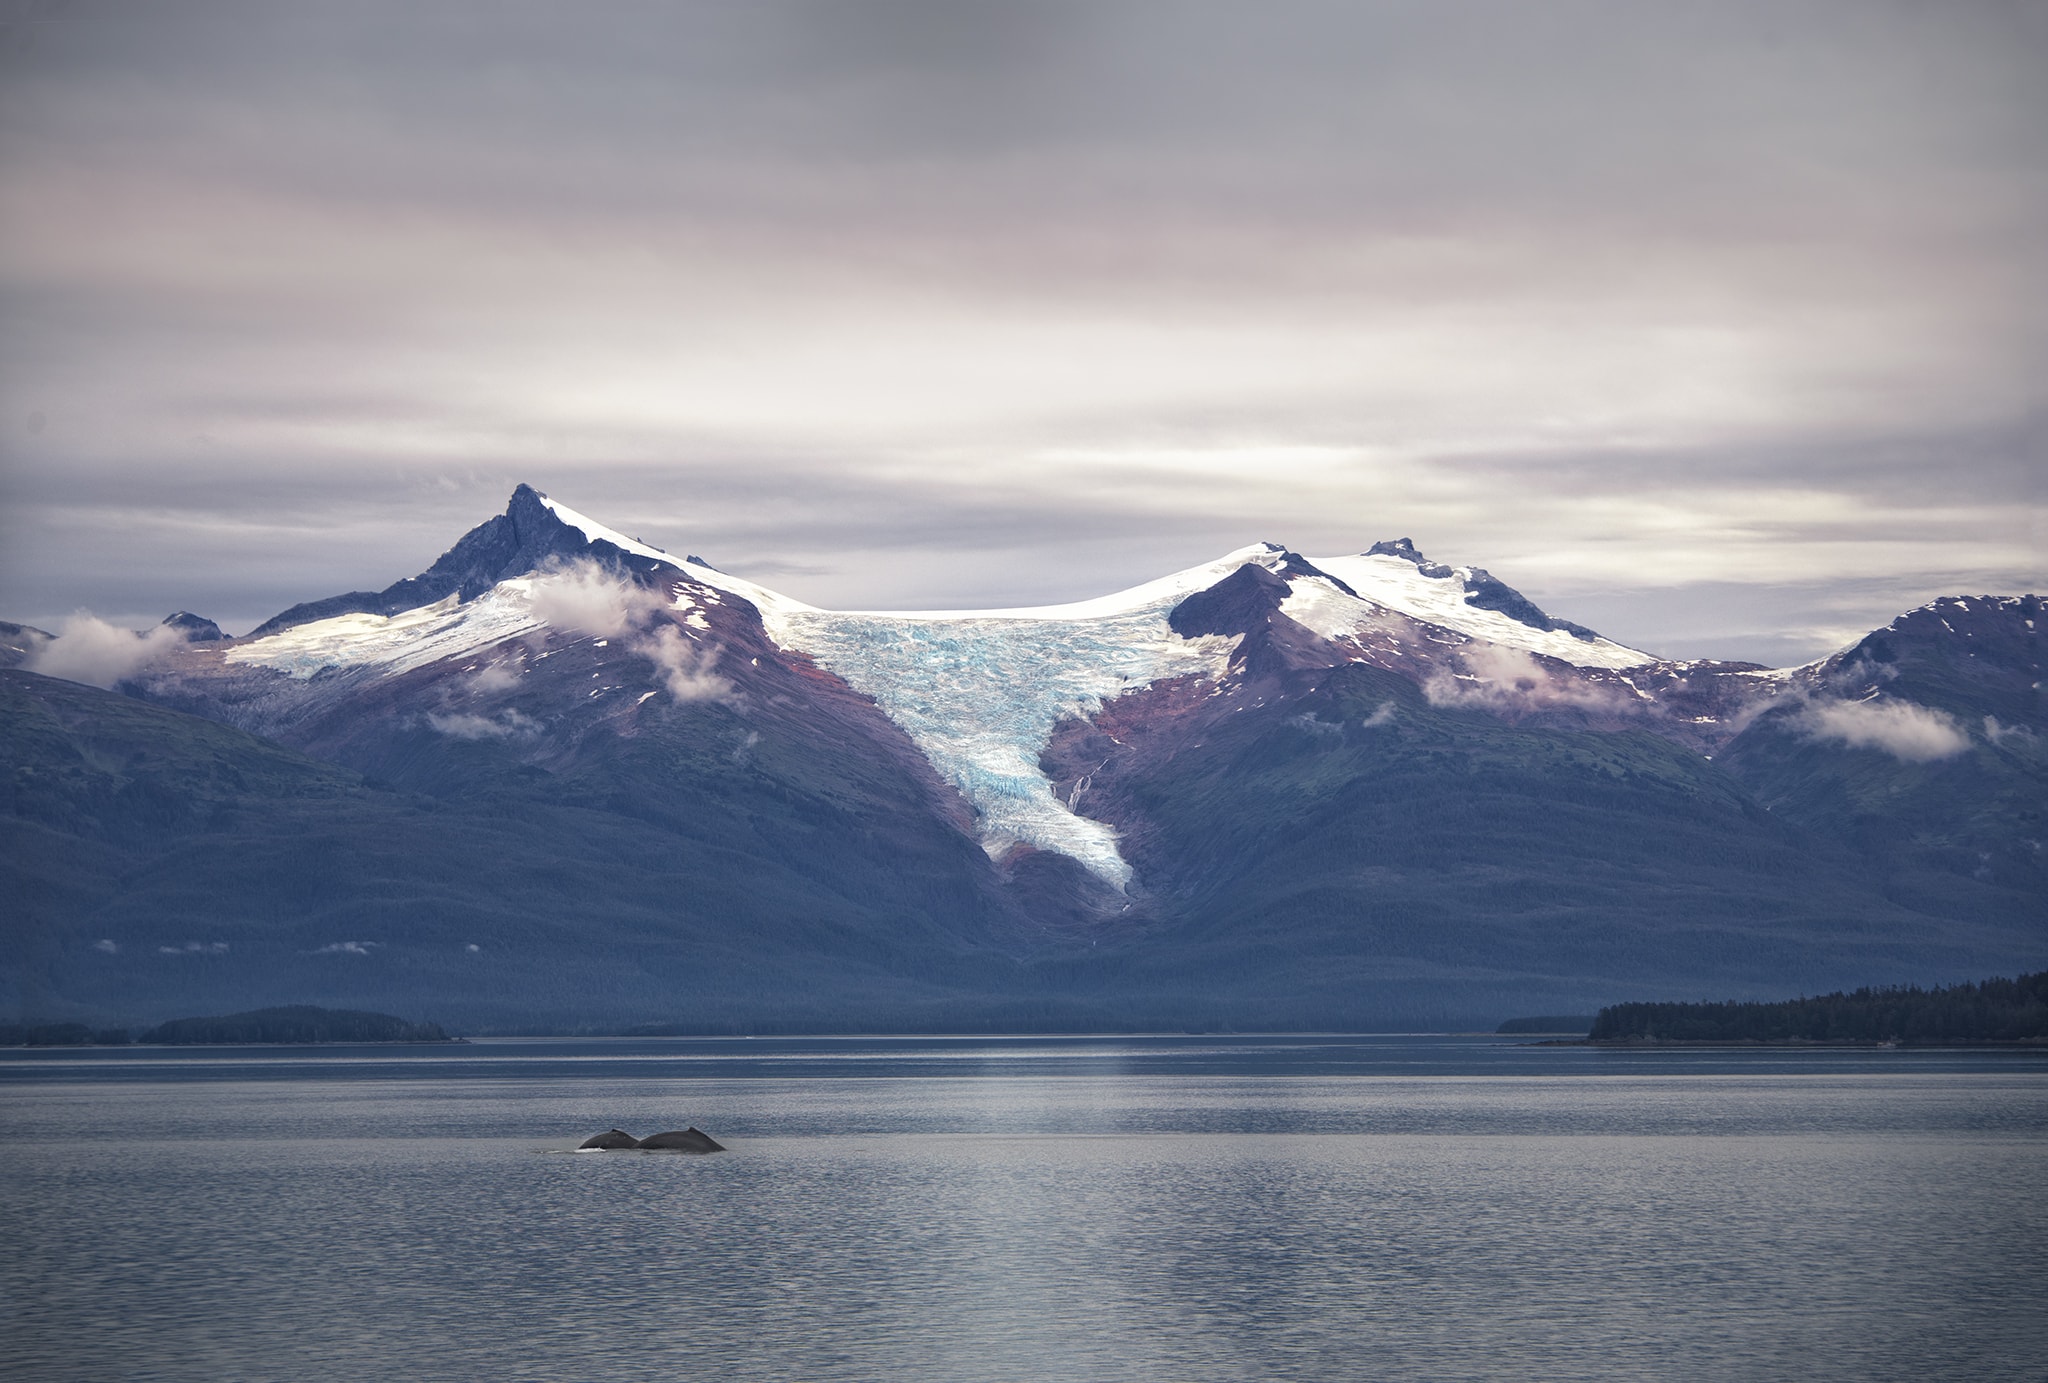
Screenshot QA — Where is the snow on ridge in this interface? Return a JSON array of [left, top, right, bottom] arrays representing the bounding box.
[[533, 493, 1648, 670], [534, 491, 824, 621], [227, 583, 543, 680], [532, 494, 684, 571], [679, 558, 821, 622], [828, 543, 1291, 623], [1300, 552, 1655, 670]]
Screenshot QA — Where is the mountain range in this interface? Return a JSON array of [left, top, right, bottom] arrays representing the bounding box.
[[4, 485, 2042, 1031]]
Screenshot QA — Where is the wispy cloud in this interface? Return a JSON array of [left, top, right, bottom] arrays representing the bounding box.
[[425, 708, 538, 741], [1797, 698, 1971, 763], [1422, 645, 1635, 715], [309, 940, 379, 956], [635, 624, 735, 705]]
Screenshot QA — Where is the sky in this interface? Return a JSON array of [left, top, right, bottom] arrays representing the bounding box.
[[1, 1, 2042, 665]]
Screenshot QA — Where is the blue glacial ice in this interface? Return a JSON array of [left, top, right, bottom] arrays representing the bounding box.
[[768, 603, 1236, 889]]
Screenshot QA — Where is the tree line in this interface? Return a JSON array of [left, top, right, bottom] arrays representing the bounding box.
[[1588, 971, 2048, 1044], [2, 1005, 453, 1046]]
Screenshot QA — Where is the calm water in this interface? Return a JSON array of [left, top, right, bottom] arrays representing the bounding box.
[[1, 1035, 2043, 1382]]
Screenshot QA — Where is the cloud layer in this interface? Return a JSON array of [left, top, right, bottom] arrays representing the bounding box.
[[1, 3, 2041, 660]]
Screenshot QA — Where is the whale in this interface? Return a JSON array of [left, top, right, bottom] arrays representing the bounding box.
[[577, 1128, 642, 1150], [635, 1127, 725, 1153]]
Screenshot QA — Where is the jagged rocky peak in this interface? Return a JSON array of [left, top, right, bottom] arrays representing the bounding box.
[[1367, 537, 1454, 579], [161, 612, 224, 642], [246, 483, 674, 639]]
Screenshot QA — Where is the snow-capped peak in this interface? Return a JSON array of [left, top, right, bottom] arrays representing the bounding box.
[[530, 493, 683, 571], [1300, 550, 1655, 670]]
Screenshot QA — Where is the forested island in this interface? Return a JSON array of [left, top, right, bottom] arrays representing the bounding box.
[[1587, 972, 2048, 1045], [144, 1005, 455, 1044], [2, 1005, 456, 1045]]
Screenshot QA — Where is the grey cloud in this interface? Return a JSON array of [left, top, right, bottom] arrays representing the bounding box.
[[1, 1, 2043, 665]]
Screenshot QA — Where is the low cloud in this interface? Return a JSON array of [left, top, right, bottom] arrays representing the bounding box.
[[158, 941, 228, 955], [637, 625, 736, 705], [1983, 716, 2036, 747], [1798, 697, 1969, 762], [467, 661, 522, 694], [525, 559, 736, 704], [26, 614, 187, 689], [426, 708, 539, 741], [1423, 645, 1632, 715], [1360, 701, 1397, 729], [525, 559, 666, 638], [93, 939, 118, 954], [310, 940, 379, 956]]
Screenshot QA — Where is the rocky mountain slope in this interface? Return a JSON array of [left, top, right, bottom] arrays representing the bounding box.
[[5, 486, 2041, 1030]]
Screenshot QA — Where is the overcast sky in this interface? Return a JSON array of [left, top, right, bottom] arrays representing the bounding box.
[[1, 0, 2042, 663]]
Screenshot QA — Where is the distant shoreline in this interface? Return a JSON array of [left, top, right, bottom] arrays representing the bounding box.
[[1559, 1038, 2048, 1050]]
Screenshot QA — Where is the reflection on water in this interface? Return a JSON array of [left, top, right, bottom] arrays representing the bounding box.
[[1, 1036, 2042, 1382]]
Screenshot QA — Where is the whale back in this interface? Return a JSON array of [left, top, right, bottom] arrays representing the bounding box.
[[577, 1128, 642, 1150], [637, 1127, 725, 1153]]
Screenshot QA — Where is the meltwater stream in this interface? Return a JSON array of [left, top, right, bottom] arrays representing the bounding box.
[[1, 1035, 2042, 1382]]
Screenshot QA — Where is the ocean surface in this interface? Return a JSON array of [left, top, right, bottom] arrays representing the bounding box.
[[2, 1034, 2043, 1382]]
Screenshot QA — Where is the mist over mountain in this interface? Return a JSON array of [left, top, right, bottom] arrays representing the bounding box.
[[4, 487, 2040, 1031]]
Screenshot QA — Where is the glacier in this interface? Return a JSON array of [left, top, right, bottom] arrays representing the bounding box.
[[764, 604, 1238, 889]]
